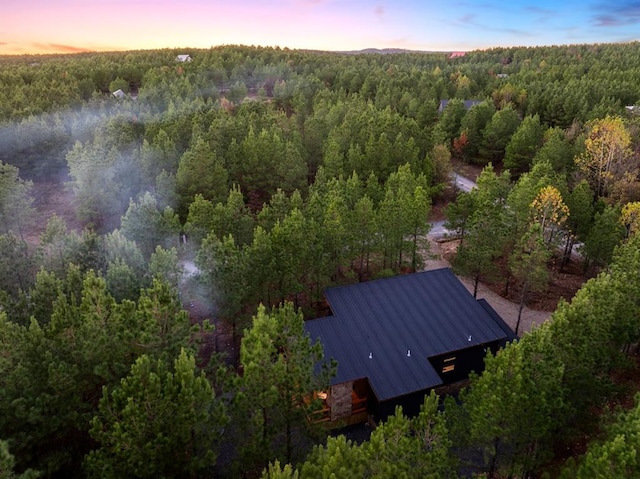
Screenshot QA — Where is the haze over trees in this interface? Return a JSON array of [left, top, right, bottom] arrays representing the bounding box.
[[0, 42, 640, 477]]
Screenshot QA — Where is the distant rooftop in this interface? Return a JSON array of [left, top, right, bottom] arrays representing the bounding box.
[[438, 99, 483, 112]]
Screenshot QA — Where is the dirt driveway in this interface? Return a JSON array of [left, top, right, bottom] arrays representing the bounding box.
[[423, 237, 551, 335]]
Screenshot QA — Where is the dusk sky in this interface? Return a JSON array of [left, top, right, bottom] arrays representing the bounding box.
[[3, 0, 640, 56]]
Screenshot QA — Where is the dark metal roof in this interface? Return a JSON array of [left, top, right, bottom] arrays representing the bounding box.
[[304, 268, 512, 401], [438, 99, 483, 112], [477, 298, 519, 343]]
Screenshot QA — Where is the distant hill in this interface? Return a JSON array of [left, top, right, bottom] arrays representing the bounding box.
[[334, 47, 445, 55]]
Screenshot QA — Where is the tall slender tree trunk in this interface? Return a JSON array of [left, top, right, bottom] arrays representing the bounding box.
[[15, 214, 25, 243], [561, 235, 574, 270], [359, 240, 366, 281], [489, 436, 501, 478], [515, 280, 529, 335], [285, 417, 292, 464], [503, 272, 511, 296], [366, 249, 371, 275], [473, 272, 480, 298], [262, 407, 268, 442], [411, 229, 419, 272], [383, 246, 388, 270]]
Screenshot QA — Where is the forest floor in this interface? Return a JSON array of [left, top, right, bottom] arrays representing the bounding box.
[[425, 200, 588, 334], [27, 180, 82, 242], [428, 160, 590, 334]]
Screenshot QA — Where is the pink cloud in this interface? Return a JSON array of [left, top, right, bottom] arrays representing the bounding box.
[[31, 43, 95, 53]]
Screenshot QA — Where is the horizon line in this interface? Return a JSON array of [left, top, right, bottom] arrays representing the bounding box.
[[2, 39, 639, 58]]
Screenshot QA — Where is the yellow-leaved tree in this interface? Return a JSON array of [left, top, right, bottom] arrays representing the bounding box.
[[574, 116, 634, 201], [620, 201, 640, 238], [530, 185, 569, 247]]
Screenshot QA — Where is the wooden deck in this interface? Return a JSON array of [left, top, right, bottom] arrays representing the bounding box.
[[309, 390, 369, 428]]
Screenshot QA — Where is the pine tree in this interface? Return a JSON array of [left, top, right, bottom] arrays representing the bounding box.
[[175, 138, 229, 220], [504, 114, 544, 176], [119, 192, 181, 258], [86, 349, 227, 479], [582, 204, 626, 272], [479, 106, 521, 164], [230, 303, 331, 476], [0, 161, 35, 242], [509, 223, 550, 335], [454, 337, 563, 478]]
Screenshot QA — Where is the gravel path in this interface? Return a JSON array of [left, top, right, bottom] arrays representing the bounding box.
[[423, 237, 551, 335]]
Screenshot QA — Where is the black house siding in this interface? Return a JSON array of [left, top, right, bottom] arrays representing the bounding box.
[[429, 341, 503, 384], [372, 389, 431, 420], [372, 341, 504, 422]]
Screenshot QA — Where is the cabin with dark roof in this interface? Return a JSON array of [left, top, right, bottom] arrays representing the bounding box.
[[304, 268, 516, 425], [438, 99, 483, 113]]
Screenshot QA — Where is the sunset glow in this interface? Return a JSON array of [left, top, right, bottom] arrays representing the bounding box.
[[3, 0, 640, 55]]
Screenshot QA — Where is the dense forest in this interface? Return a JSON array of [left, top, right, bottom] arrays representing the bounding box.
[[1, 42, 640, 478]]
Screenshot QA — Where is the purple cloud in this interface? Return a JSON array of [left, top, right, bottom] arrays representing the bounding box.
[[458, 13, 476, 24], [295, 0, 326, 4], [524, 6, 554, 24], [593, 1, 640, 27], [452, 11, 532, 37]]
